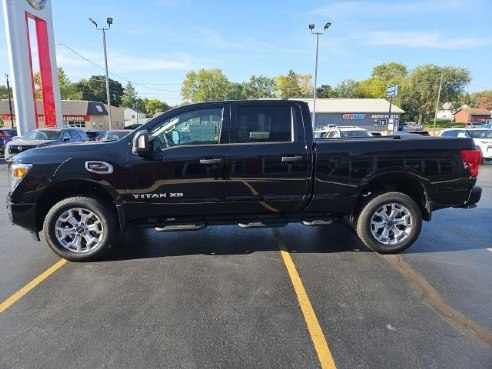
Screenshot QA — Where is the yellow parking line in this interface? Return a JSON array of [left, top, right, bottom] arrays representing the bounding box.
[[274, 230, 337, 369], [0, 259, 67, 313]]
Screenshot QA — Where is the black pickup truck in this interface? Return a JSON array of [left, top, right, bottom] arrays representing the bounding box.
[[7, 100, 482, 261]]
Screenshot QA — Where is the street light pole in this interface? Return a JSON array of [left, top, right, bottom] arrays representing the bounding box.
[[5, 74, 15, 129], [309, 22, 331, 130], [89, 17, 113, 129]]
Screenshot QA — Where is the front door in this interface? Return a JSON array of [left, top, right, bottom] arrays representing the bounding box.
[[124, 103, 230, 222]]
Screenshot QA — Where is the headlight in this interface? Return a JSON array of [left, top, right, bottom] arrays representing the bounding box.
[[9, 164, 32, 191]]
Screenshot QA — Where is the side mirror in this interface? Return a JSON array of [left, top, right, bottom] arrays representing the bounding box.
[[171, 130, 180, 144], [63, 137, 70, 142], [132, 130, 149, 155]]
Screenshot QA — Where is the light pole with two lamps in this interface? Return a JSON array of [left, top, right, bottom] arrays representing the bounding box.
[[89, 17, 113, 129], [309, 22, 331, 130]]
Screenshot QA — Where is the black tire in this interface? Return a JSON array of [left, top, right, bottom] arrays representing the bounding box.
[[43, 196, 117, 262], [355, 192, 422, 254]]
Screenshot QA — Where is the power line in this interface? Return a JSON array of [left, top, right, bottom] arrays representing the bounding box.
[[57, 41, 183, 96]]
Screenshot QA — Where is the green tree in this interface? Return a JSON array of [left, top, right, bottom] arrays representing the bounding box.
[[358, 78, 386, 98], [360, 62, 409, 101], [0, 85, 10, 99], [121, 81, 138, 108], [316, 84, 337, 98], [76, 75, 124, 107], [144, 99, 171, 116], [181, 68, 231, 102], [57, 68, 82, 100], [371, 62, 408, 82], [33, 67, 82, 100], [226, 82, 246, 100], [402, 64, 471, 123], [275, 70, 312, 98], [333, 79, 364, 98], [470, 90, 492, 110], [243, 75, 275, 99], [134, 97, 147, 114]]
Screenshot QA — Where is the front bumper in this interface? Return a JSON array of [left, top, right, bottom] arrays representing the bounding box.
[[7, 193, 38, 233]]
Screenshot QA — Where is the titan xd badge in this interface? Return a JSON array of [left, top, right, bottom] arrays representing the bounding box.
[[26, 0, 48, 10]]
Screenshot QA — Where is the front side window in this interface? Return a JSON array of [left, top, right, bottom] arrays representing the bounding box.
[[236, 106, 292, 143], [149, 108, 223, 149]]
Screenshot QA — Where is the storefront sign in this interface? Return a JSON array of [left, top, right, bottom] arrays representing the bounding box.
[[371, 114, 399, 119], [342, 113, 366, 120]]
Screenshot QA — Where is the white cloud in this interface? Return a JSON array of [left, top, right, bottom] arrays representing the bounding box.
[[355, 31, 490, 49]]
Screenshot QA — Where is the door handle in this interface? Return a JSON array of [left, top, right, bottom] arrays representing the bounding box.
[[281, 156, 303, 163], [200, 158, 222, 165]]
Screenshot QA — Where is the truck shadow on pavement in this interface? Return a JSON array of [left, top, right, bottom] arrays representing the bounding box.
[[105, 223, 369, 261], [104, 212, 491, 261]]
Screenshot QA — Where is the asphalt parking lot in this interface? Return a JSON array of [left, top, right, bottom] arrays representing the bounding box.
[[0, 159, 491, 369]]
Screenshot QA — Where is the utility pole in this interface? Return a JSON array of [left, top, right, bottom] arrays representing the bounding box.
[[5, 74, 15, 129], [309, 22, 331, 130], [433, 71, 444, 136], [89, 17, 113, 129]]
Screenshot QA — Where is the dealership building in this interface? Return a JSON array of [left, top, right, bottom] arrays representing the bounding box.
[[294, 98, 405, 131], [0, 100, 126, 130]]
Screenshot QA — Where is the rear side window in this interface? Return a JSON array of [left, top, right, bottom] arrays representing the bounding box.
[[236, 106, 292, 143]]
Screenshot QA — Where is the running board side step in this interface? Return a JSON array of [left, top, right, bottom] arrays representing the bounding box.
[[155, 223, 206, 232], [238, 221, 287, 228], [301, 219, 333, 226]]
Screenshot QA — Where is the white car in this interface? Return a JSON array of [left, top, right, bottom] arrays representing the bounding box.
[[438, 128, 492, 162], [315, 125, 372, 139]]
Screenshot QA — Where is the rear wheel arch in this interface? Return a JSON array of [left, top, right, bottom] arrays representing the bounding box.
[[354, 174, 431, 221]]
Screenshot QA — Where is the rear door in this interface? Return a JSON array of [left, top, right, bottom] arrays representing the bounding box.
[[225, 101, 311, 215]]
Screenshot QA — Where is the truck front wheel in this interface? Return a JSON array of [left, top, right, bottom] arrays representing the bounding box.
[[43, 196, 117, 261], [355, 192, 422, 254]]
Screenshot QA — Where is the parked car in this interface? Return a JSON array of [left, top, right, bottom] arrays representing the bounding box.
[[438, 128, 492, 162], [5, 128, 88, 160], [124, 123, 143, 130], [315, 125, 372, 138], [0, 128, 18, 154], [101, 130, 131, 141], [85, 129, 106, 141], [7, 100, 481, 261]]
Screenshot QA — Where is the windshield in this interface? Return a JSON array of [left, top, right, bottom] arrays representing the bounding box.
[[24, 129, 60, 140], [467, 130, 492, 139]]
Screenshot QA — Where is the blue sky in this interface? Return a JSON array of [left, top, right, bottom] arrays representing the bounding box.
[[1, 0, 491, 104]]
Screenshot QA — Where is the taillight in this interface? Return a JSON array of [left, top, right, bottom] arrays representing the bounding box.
[[461, 149, 481, 177]]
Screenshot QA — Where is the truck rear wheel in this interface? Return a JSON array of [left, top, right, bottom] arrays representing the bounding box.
[[43, 196, 117, 261], [355, 192, 422, 254]]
